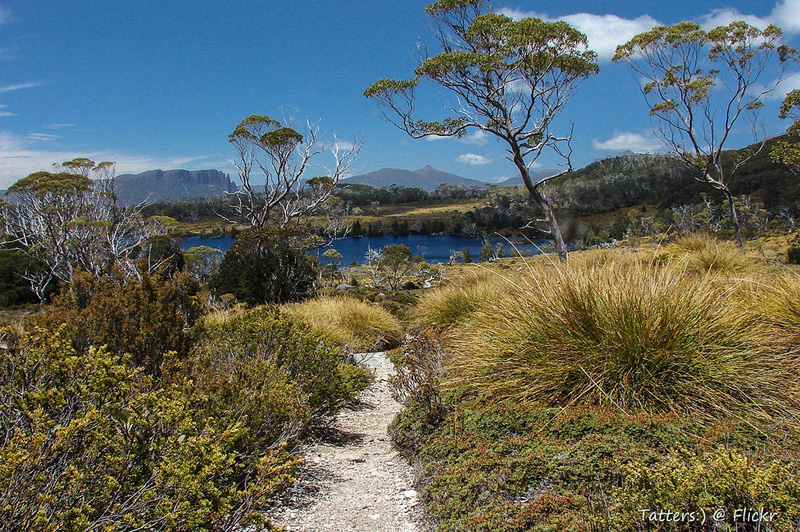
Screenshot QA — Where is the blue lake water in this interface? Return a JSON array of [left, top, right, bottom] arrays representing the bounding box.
[[180, 234, 553, 266]]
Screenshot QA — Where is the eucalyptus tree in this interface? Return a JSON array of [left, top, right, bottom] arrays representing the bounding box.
[[614, 21, 790, 248], [772, 47, 800, 171], [364, 0, 598, 261], [227, 114, 360, 229]]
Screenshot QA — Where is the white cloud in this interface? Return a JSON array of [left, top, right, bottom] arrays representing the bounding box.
[[0, 131, 223, 189], [456, 153, 493, 165], [44, 123, 76, 130], [498, 0, 800, 64], [26, 133, 59, 142], [498, 7, 659, 61], [592, 131, 662, 152], [699, 0, 800, 33], [460, 130, 489, 146], [697, 9, 770, 30], [0, 81, 43, 93], [765, 72, 800, 101], [771, 0, 800, 33]]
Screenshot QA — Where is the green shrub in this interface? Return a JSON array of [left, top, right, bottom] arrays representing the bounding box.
[[0, 327, 298, 531], [447, 261, 800, 421], [195, 305, 370, 419], [787, 234, 800, 264], [614, 447, 800, 531], [29, 270, 204, 375], [209, 227, 318, 304]]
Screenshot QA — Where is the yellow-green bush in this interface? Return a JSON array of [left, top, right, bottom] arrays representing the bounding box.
[[0, 327, 298, 531], [285, 296, 404, 352], [614, 447, 800, 531], [446, 260, 800, 421], [192, 305, 370, 421]]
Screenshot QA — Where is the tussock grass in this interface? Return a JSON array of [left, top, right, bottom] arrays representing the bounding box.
[[285, 296, 404, 352], [412, 270, 514, 330], [446, 259, 800, 421], [669, 233, 753, 274], [752, 272, 800, 343]]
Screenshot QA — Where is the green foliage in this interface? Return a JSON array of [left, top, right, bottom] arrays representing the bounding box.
[[787, 234, 800, 264], [198, 305, 369, 419], [7, 171, 91, 197], [772, 89, 800, 170], [392, 400, 800, 531], [0, 327, 299, 531], [613, 20, 786, 247], [461, 247, 472, 263], [479, 241, 494, 261], [0, 249, 49, 306], [377, 244, 422, 290], [30, 270, 204, 375], [388, 329, 447, 432], [615, 447, 800, 531], [183, 245, 223, 284], [209, 227, 318, 304]]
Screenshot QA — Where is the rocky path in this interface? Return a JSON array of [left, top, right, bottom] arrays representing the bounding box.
[[266, 353, 429, 532]]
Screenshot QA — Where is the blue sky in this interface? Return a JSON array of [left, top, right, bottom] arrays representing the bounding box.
[[1, 0, 798, 189]]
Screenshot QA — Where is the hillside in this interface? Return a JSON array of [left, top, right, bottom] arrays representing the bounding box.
[[546, 137, 799, 215], [494, 169, 560, 187], [115, 169, 235, 205], [341, 165, 486, 192]]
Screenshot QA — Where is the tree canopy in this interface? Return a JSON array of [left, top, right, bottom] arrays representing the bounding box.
[[365, 0, 598, 261], [614, 21, 790, 248]]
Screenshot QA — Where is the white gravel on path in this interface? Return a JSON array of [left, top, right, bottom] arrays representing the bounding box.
[[266, 352, 431, 532]]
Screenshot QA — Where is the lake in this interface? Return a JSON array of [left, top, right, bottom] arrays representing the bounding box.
[[180, 234, 553, 266]]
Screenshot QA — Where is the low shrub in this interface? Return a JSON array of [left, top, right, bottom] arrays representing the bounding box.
[[0, 327, 299, 532], [614, 446, 800, 531], [447, 260, 800, 421], [787, 234, 800, 264], [194, 305, 370, 419], [387, 329, 448, 452], [29, 270, 204, 375], [285, 296, 404, 352]]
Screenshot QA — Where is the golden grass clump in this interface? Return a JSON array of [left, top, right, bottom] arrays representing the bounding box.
[[285, 296, 404, 352], [446, 259, 800, 421], [669, 233, 754, 274], [412, 270, 513, 330]]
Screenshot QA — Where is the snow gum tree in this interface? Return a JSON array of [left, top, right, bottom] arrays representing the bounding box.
[[614, 21, 791, 248], [364, 0, 598, 262]]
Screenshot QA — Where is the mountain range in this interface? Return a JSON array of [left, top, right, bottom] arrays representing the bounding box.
[[340, 165, 560, 191], [114, 169, 235, 205], [340, 165, 485, 192]]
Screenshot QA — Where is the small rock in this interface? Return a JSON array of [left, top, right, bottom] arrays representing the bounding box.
[[402, 489, 418, 499]]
